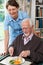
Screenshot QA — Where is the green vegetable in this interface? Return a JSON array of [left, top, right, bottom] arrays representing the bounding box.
[[9, 60, 14, 64]]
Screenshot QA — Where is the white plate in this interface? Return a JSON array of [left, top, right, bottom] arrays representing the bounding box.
[[1, 56, 32, 65], [9, 56, 25, 65]]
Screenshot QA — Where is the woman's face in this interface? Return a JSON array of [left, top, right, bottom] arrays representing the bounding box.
[[7, 5, 18, 19]]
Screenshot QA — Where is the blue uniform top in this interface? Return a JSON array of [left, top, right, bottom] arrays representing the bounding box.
[[4, 11, 29, 45]]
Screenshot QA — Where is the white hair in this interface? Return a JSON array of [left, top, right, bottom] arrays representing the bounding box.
[[21, 18, 34, 27]]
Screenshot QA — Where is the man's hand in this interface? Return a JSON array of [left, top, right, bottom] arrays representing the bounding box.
[[8, 47, 14, 56], [19, 50, 30, 57]]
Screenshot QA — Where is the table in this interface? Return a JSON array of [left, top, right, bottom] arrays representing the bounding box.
[[0, 57, 32, 65]]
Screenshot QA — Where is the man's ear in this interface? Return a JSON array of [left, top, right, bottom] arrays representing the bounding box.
[[32, 25, 34, 28], [32, 25, 35, 33], [32, 25, 34, 30]]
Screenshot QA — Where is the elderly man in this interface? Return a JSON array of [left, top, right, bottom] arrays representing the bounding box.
[[8, 18, 43, 64]]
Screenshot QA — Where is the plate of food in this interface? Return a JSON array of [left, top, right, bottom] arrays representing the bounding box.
[[9, 56, 25, 65]]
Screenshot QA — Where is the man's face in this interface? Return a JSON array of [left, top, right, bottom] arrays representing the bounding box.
[[7, 5, 18, 19], [22, 21, 32, 36]]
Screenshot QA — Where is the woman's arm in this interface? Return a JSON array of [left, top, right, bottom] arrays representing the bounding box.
[[4, 30, 9, 54]]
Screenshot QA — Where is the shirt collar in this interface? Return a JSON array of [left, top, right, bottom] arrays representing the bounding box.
[[8, 11, 23, 22], [28, 33, 33, 40], [22, 33, 33, 41]]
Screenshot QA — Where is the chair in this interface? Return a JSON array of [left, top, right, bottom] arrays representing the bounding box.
[[38, 38, 43, 65]]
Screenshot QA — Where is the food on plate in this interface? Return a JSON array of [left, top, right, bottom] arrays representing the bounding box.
[[9, 57, 24, 65]]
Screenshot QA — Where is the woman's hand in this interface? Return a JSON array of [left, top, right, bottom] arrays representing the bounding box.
[[8, 47, 14, 56]]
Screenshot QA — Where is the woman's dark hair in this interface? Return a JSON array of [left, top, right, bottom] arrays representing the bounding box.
[[6, 0, 19, 9]]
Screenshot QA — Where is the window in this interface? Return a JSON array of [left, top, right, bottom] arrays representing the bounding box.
[[0, 0, 5, 41], [16, 0, 32, 17]]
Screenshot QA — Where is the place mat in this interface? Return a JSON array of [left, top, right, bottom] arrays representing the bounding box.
[[0, 54, 10, 61], [0, 63, 6, 65]]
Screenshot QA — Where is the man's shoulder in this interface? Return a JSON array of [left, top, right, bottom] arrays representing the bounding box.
[[16, 33, 23, 39], [33, 34, 41, 41]]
